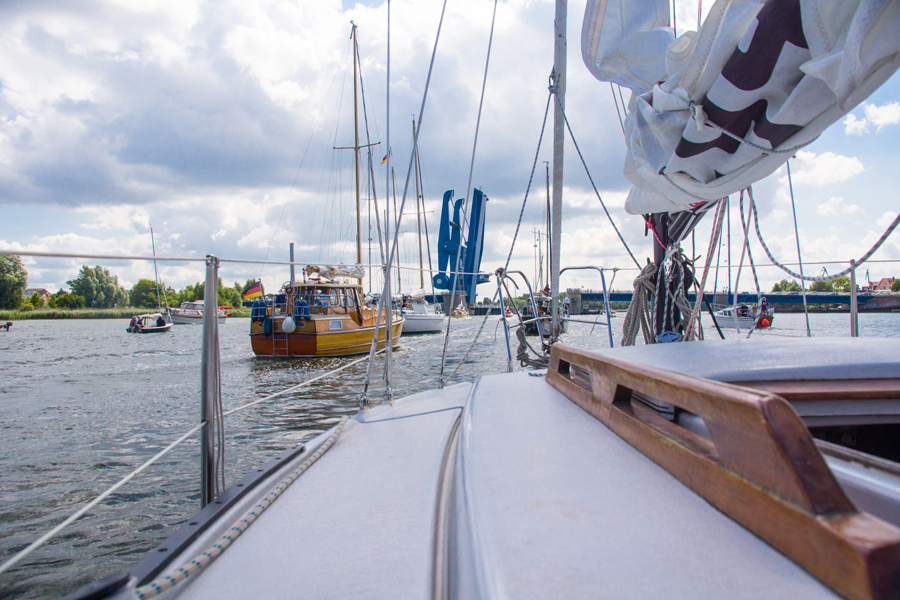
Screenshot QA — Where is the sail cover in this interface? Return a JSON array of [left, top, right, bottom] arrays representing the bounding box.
[[582, 0, 900, 214]]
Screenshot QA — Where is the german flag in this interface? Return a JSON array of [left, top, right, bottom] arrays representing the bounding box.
[[242, 280, 263, 300]]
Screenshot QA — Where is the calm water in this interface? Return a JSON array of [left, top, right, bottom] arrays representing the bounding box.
[[1, 312, 898, 598]]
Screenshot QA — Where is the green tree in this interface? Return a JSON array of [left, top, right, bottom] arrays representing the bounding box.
[[129, 279, 166, 308], [0, 255, 27, 309], [29, 292, 43, 307], [67, 265, 128, 308], [809, 279, 834, 293], [831, 276, 852, 293], [49, 290, 86, 309], [892, 278, 899, 292], [482, 297, 492, 305], [772, 279, 801, 293]]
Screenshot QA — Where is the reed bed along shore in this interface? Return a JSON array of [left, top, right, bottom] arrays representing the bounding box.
[[0, 308, 251, 320]]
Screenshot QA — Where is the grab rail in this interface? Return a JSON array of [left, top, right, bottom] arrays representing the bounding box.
[[545, 343, 900, 600]]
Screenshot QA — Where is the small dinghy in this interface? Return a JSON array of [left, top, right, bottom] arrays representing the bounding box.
[[126, 313, 172, 334]]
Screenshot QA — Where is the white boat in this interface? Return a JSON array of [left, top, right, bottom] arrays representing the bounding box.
[[169, 301, 228, 325], [66, 338, 900, 600], [714, 304, 775, 330], [400, 292, 444, 334], [47, 1, 900, 598]]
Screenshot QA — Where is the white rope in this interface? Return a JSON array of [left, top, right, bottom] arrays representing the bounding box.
[[621, 262, 657, 346], [135, 417, 350, 599], [688, 101, 820, 156], [685, 199, 726, 340], [749, 189, 900, 282], [0, 424, 204, 577]]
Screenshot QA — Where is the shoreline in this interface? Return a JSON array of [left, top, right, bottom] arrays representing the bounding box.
[[0, 308, 251, 320]]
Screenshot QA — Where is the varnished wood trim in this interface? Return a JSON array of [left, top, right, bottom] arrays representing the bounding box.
[[546, 343, 900, 600]]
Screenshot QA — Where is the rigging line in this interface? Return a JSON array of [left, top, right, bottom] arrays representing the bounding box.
[[671, 0, 677, 37], [444, 92, 552, 386], [616, 85, 628, 117], [356, 27, 386, 268], [555, 95, 640, 267], [685, 199, 725, 340], [0, 423, 204, 577], [609, 83, 626, 138], [360, 0, 450, 404], [258, 37, 353, 280], [739, 189, 765, 339], [438, 0, 500, 388], [749, 188, 900, 283], [786, 160, 811, 337], [697, 0, 703, 30]]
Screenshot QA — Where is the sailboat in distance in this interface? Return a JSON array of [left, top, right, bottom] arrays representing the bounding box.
[[247, 23, 403, 357]]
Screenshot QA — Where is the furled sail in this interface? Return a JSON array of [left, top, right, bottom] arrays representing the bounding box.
[[582, 0, 900, 215], [306, 265, 365, 281]]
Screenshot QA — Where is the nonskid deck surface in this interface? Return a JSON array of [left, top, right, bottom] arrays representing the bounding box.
[[120, 368, 842, 599]]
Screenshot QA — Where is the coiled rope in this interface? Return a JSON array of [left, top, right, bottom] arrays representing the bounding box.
[[748, 187, 900, 283], [621, 262, 658, 346], [135, 417, 350, 599]]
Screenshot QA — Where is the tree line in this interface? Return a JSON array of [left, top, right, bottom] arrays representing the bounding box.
[[0, 256, 252, 310]]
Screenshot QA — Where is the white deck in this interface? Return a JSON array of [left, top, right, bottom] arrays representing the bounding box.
[[137, 348, 849, 599]]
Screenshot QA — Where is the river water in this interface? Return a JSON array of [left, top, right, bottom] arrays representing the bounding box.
[[1, 312, 898, 598]]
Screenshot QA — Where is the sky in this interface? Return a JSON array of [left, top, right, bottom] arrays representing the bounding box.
[[1, 0, 899, 298]]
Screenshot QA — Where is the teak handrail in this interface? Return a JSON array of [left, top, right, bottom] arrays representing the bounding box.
[[545, 343, 900, 600]]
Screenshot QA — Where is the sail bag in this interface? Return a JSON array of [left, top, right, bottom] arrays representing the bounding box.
[[582, 0, 900, 214]]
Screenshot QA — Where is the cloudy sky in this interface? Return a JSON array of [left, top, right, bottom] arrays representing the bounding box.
[[1, 0, 898, 297]]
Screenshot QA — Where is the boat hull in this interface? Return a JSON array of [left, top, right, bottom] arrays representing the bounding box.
[[400, 313, 444, 334], [250, 316, 404, 357], [126, 324, 172, 333], [170, 313, 227, 325]]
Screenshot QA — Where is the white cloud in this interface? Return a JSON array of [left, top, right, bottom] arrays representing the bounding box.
[[817, 197, 860, 216], [843, 113, 868, 136], [842, 101, 900, 135], [877, 211, 899, 228], [788, 151, 864, 186]]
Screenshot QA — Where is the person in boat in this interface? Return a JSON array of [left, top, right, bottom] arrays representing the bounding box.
[[760, 297, 768, 313], [129, 316, 138, 331], [156, 316, 165, 327]]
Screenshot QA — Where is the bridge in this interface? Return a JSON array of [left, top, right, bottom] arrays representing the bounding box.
[[567, 289, 897, 314]]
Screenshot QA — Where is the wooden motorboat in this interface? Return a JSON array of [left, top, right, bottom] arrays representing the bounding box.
[[126, 313, 172, 334], [249, 267, 403, 357]]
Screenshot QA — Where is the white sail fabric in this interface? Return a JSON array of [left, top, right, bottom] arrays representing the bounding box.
[[306, 265, 365, 281], [582, 0, 900, 214]]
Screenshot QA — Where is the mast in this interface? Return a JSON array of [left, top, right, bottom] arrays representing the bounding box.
[[413, 119, 425, 289], [550, 0, 566, 338], [150, 226, 164, 314], [391, 167, 401, 293], [352, 23, 362, 265], [384, 0, 392, 394], [545, 160, 551, 292]]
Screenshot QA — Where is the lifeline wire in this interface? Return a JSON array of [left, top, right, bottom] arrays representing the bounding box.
[[739, 190, 765, 339], [438, 0, 499, 387], [555, 95, 640, 267], [135, 417, 350, 600], [360, 0, 450, 404], [749, 190, 900, 282]]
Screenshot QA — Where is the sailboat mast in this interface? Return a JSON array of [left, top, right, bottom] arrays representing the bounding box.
[[150, 226, 163, 310], [391, 167, 401, 293], [352, 23, 362, 265], [550, 0, 566, 337], [413, 119, 425, 289], [545, 160, 551, 291]]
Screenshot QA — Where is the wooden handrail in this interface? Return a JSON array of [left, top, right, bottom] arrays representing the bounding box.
[[546, 343, 900, 600]]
